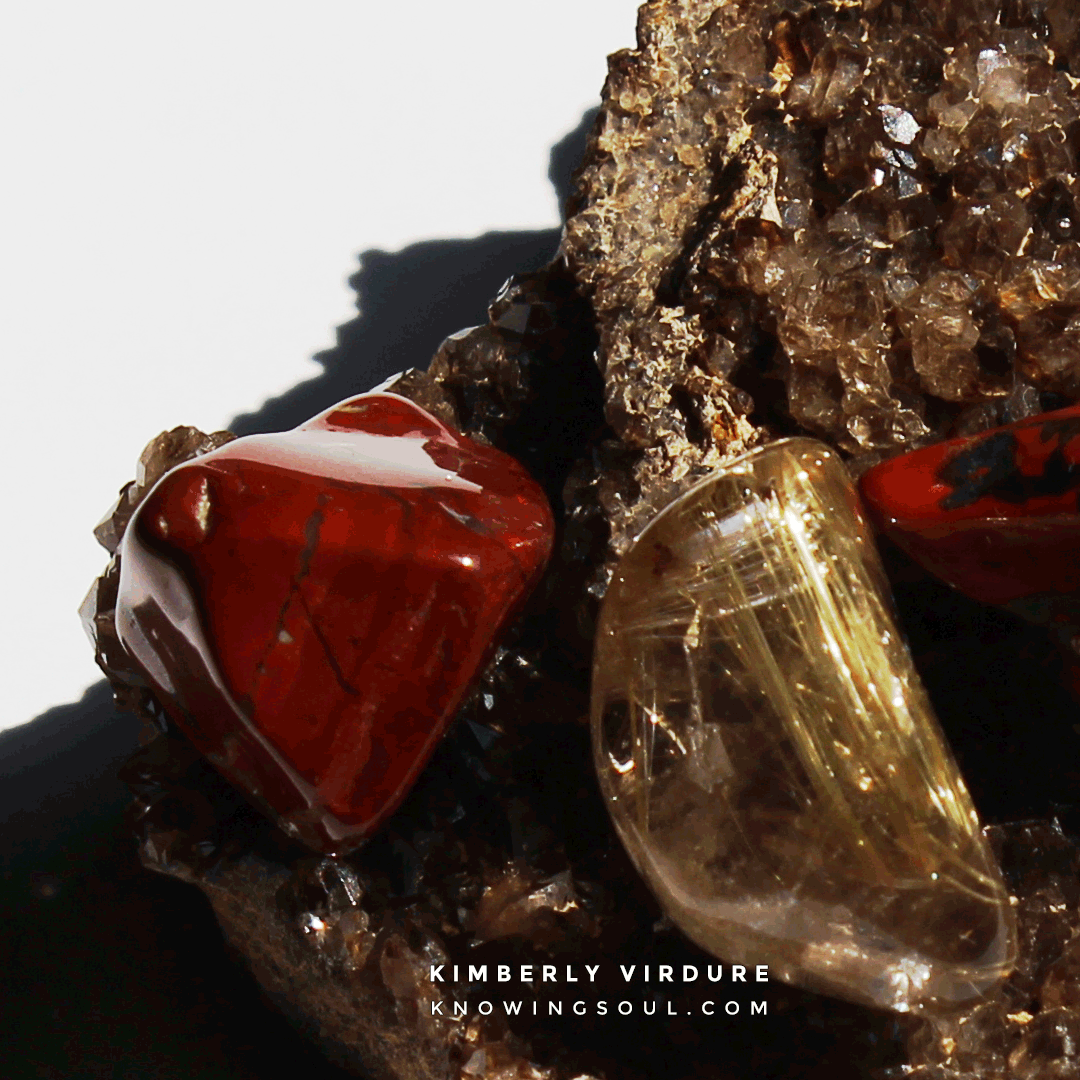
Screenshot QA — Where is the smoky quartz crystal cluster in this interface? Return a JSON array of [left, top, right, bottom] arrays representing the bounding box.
[[561, 0, 1080, 562], [82, 0, 1080, 1077]]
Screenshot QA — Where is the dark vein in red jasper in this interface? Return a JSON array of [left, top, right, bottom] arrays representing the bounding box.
[[295, 588, 361, 699], [860, 404, 1080, 616], [937, 425, 1080, 512], [115, 393, 554, 854]]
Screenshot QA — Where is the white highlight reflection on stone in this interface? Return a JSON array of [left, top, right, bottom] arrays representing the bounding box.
[[591, 437, 1016, 1014]]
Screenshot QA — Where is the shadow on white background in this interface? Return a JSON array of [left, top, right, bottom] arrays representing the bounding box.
[[1, 4, 639, 1074], [3, 0, 640, 736]]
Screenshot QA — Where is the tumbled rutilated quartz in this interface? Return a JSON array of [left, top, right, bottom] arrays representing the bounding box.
[[591, 438, 1015, 1014]]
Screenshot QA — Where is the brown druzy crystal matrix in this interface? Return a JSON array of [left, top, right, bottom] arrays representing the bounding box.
[[83, 0, 1080, 1078], [560, 0, 1080, 565]]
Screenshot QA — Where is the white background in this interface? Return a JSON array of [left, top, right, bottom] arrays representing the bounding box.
[[3, 1, 642, 735]]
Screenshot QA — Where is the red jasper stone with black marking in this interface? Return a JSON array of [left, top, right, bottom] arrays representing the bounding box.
[[115, 393, 554, 854], [859, 405, 1080, 622]]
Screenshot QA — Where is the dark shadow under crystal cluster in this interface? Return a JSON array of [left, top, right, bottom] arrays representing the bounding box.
[[81, 1, 1080, 1077]]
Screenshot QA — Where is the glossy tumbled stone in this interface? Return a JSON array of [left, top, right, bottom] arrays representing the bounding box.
[[591, 438, 1015, 1014], [116, 392, 553, 854], [860, 406, 1080, 622]]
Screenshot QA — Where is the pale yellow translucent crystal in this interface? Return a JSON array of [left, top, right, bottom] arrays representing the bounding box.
[[591, 438, 1016, 1014]]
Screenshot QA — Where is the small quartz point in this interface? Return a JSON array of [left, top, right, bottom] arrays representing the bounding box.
[[591, 438, 1016, 1014]]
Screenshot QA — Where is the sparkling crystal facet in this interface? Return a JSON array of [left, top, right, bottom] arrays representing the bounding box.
[[591, 438, 1015, 1014], [115, 392, 553, 854]]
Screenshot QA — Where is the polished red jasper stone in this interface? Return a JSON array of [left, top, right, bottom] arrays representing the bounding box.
[[116, 393, 554, 853], [859, 405, 1080, 620]]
